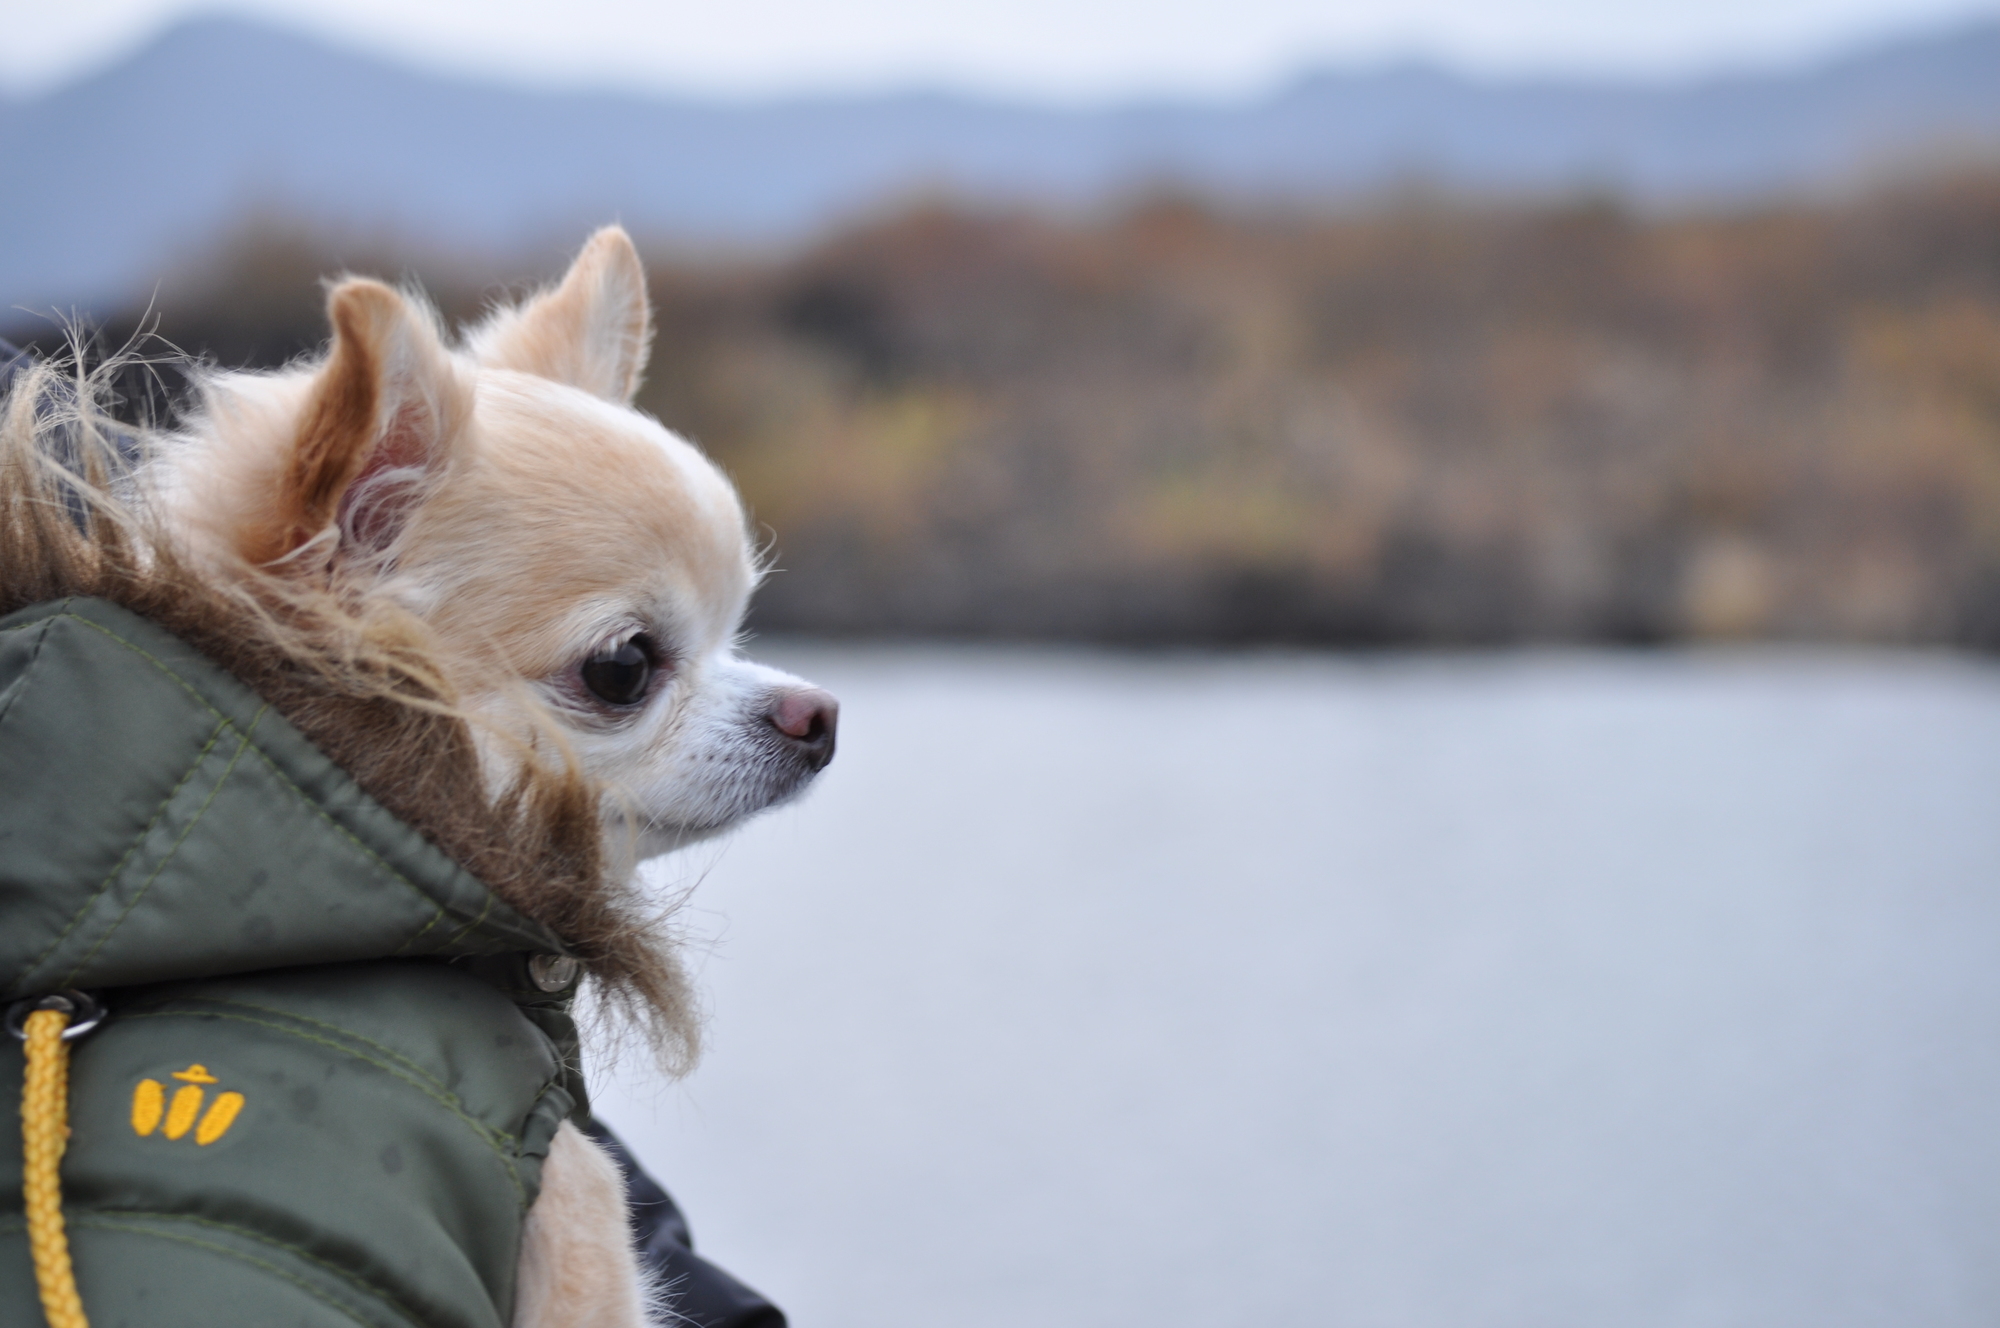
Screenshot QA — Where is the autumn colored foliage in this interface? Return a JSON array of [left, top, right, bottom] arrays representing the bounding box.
[[20, 175, 2000, 644]]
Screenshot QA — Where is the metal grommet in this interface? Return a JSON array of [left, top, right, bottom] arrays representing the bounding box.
[[6, 990, 105, 1041], [526, 954, 582, 993]]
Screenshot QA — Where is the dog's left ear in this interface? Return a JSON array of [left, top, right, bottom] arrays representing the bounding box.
[[470, 226, 653, 404]]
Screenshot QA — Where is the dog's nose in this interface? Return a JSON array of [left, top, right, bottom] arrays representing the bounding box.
[[767, 687, 838, 770]]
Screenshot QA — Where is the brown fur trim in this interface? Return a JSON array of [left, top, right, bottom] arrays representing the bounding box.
[[0, 353, 697, 1075]]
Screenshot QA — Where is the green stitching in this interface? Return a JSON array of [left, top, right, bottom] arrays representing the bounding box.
[[235, 742, 454, 954], [389, 896, 452, 956], [2, 1207, 479, 1328], [115, 1008, 528, 1205], [0, 611, 57, 735], [10, 716, 230, 995], [125, 991, 499, 1102], [59, 706, 268, 987], [51, 610, 540, 952], [115, 1006, 506, 1141], [435, 887, 500, 954], [60, 611, 455, 939], [68, 1215, 406, 1328], [397, 878, 500, 957], [85, 1209, 442, 1328]]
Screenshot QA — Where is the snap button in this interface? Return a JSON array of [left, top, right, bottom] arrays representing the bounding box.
[[527, 954, 581, 993]]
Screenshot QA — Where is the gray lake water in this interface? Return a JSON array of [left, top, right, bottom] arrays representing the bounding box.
[[592, 646, 2000, 1328]]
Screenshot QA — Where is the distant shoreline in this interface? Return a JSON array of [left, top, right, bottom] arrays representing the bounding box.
[[15, 175, 2000, 650]]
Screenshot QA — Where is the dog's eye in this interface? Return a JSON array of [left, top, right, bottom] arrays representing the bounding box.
[[580, 636, 655, 707]]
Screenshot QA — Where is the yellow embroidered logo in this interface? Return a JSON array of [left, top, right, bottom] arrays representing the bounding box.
[[132, 1065, 245, 1145]]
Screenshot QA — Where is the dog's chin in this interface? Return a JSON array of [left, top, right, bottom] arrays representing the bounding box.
[[624, 807, 773, 862], [628, 819, 728, 861], [621, 769, 829, 862]]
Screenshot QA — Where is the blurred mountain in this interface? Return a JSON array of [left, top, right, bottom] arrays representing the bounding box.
[[4, 14, 2000, 309]]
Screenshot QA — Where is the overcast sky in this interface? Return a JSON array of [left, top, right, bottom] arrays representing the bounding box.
[[7, 0, 2000, 102]]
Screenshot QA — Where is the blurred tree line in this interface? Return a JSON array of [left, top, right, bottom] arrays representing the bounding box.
[[14, 174, 2000, 645]]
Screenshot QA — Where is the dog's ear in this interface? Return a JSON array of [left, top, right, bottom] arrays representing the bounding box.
[[255, 278, 469, 567], [470, 226, 652, 404]]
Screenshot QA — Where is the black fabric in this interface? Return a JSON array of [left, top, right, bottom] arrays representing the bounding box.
[[581, 1117, 788, 1328]]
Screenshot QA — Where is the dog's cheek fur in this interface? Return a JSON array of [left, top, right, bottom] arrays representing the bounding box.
[[595, 654, 826, 853], [381, 373, 754, 685]]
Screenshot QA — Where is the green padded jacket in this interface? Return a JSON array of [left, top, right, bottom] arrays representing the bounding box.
[[0, 597, 589, 1328]]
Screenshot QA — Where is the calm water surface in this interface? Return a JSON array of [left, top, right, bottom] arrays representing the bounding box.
[[594, 646, 2000, 1328]]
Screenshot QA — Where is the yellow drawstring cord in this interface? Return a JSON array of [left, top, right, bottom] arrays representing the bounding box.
[[21, 1005, 89, 1328]]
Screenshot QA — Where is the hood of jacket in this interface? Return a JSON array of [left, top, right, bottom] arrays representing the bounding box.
[[0, 596, 571, 1001]]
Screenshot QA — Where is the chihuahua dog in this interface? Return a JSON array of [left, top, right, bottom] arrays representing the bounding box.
[[141, 227, 836, 1327]]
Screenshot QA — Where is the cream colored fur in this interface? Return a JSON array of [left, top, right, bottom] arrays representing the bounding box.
[[128, 227, 837, 1328], [515, 1123, 654, 1328]]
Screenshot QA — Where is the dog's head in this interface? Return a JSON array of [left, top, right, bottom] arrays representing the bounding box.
[[158, 227, 835, 858]]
